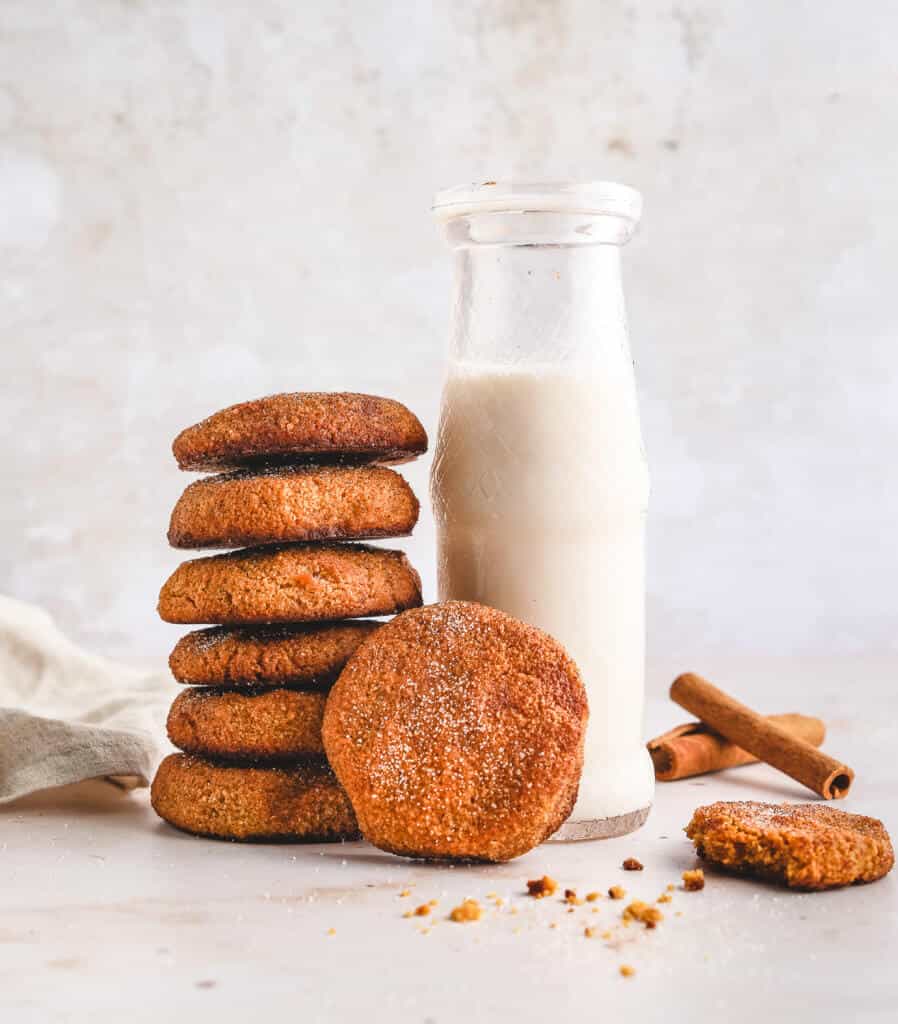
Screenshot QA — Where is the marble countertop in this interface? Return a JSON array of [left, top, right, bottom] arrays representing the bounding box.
[[3, 660, 896, 1023]]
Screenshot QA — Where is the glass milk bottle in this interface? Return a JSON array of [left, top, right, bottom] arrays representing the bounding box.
[[431, 181, 654, 839]]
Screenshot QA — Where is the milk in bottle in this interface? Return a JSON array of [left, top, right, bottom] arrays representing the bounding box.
[[431, 182, 654, 838]]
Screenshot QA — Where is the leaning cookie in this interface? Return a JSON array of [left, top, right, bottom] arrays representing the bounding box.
[[685, 801, 894, 890], [323, 601, 588, 863], [169, 621, 380, 688], [167, 687, 327, 761], [168, 465, 419, 549], [151, 754, 359, 842], [173, 392, 428, 471], [158, 543, 422, 625]]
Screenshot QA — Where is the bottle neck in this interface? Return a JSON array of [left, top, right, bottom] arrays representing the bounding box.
[[448, 240, 627, 369]]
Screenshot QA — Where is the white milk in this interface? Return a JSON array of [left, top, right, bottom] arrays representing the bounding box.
[[431, 362, 655, 827]]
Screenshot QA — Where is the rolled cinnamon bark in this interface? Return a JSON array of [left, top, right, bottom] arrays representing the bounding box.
[[670, 673, 853, 799], [648, 714, 826, 782]]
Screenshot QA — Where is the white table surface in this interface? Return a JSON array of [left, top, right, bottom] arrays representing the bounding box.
[[2, 657, 896, 1023]]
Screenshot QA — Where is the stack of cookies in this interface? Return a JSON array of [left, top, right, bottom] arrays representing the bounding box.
[[150, 392, 427, 842]]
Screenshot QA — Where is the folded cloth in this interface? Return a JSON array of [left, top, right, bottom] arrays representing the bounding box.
[[0, 595, 170, 803]]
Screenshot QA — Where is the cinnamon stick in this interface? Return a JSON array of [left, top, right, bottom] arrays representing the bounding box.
[[670, 672, 853, 799], [648, 714, 826, 782]]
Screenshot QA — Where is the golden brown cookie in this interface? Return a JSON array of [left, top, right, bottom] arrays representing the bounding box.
[[322, 601, 588, 863], [172, 392, 428, 471], [169, 621, 380, 688], [685, 801, 894, 890], [167, 687, 327, 761], [158, 543, 422, 625], [151, 754, 359, 841], [168, 465, 419, 549]]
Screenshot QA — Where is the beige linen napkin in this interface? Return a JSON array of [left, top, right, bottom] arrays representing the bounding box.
[[0, 595, 170, 803]]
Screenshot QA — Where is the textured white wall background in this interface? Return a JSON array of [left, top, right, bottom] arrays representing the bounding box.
[[1, 1, 896, 666]]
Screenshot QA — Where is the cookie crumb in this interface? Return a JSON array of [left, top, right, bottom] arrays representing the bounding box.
[[622, 858, 644, 871], [666, 883, 675, 891], [449, 898, 483, 923], [563, 888, 583, 905], [657, 893, 672, 904], [620, 965, 635, 978], [623, 900, 663, 929], [413, 904, 430, 917], [683, 868, 705, 891], [584, 927, 596, 938], [326, 928, 336, 936], [601, 930, 612, 940], [399, 888, 411, 897], [527, 876, 558, 899], [585, 891, 601, 902], [608, 885, 626, 900]]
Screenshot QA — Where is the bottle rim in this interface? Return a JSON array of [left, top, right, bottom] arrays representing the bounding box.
[[432, 180, 642, 223]]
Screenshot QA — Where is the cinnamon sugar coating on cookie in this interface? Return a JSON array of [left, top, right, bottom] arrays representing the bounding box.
[[322, 601, 588, 863], [172, 392, 427, 471], [167, 687, 327, 761], [169, 622, 380, 687], [158, 543, 422, 625], [150, 754, 359, 841], [168, 465, 419, 549], [686, 801, 894, 890]]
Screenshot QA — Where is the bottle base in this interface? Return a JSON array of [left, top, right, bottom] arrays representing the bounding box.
[[547, 804, 651, 842]]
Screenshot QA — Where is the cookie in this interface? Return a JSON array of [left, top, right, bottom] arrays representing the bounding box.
[[322, 601, 588, 863], [169, 621, 380, 688], [167, 465, 419, 549], [167, 687, 327, 761], [172, 392, 427, 471], [151, 754, 359, 842], [158, 543, 422, 625], [685, 801, 894, 890]]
